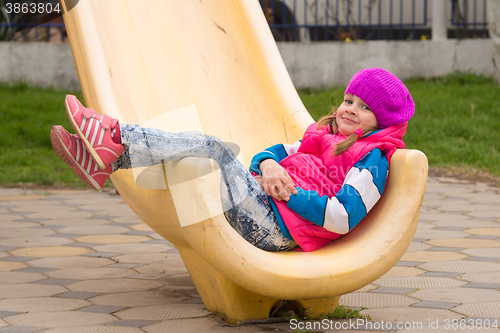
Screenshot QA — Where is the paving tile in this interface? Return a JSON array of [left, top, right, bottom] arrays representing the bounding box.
[[411, 287, 500, 303], [434, 226, 468, 231], [128, 223, 154, 232], [453, 302, 500, 318], [134, 262, 188, 275], [0, 284, 66, 298], [57, 225, 130, 235], [425, 238, 500, 248], [67, 278, 162, 293], [0, 237, 72, 248], [466, 235, 500, 239], [0, 298, 90, 312], [0, 326, 45, 333], [24, 211, 93, 220], [339, 293, 418, 308], [27, 256, 113, 268], [115, 304, 210, 320], [48, 268, 136, 280], [106, 320, 156, 328], [180, 298, 205, 304], [10, 246, 91, 258], [358, 308, 462, 326], [0, 256, 37, 262], [464, 256, 500, 261], [426, 247, 465, 252], [410, 301, 460, 310], [395, 261, 422, 267], [15, 267, 57, 273], [91, 244, 173, 254], [418, 213, 470, 221], [34, 278, 79, 285], [0, 272, 47, 284], [461, 283, 500, 289], [65, 243, 100, 248], [0, 261, 27, 272], [401, 251, 467, 262], [461, 248, 500, 258], [465, 228, 500, 236], [0, 311, 22, 318], [4, 311, 117, 328], [50, 233, 81, 239], [1, 220, 41, 228], [368, 287, 416, 294], [126, 274, 163, 280], [75, 235, 151, 244], [353, 284, 378, 293], [406, 242, 433, 252], [458, 271, 500, 284], [78, 305, 127, 314], [41, 219, 113, 227], [143, 317, 257, 333], [105, 263, 141, 268], [372, 276, 467, 289], [379, 266, 426, 278], [55, 292, 102, 299], [418, 260, 500, 273], [467, 210, 500, 218], [419, 272, 460, 278], [113, 253, 171, 264], [411, 238, 429, 242], [431, 219, 499, 228], [83, 252, 119, 258], [42, 327, 144, 333], [0, 253, 8, 259], [0, 229, 54, 238], [89, 291, 189, 307]]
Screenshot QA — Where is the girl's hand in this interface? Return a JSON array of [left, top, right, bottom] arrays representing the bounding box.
[[258, 159, 297, 201]]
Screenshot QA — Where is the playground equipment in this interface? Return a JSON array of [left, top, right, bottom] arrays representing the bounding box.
[[61, 0, 428, 324]]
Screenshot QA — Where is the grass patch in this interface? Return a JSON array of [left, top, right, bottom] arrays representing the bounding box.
[[299, 72, 500, 177], [0, 82, 108, 188], [1, 72, 499, 187]]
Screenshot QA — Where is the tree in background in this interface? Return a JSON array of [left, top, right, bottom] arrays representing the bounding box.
[[488, 0, 500, 84]]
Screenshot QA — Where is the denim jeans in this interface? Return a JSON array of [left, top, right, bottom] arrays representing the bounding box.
[[112, 124, 291, 252]]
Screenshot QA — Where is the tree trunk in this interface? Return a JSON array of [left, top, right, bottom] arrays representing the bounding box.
[[488, 0, 500, 84]]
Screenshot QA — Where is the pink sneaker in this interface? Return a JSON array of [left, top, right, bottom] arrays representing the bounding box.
[[50, 125, 112, 191], [64, 95, 124, 170]]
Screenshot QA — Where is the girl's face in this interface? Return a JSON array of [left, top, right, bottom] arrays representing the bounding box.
[[336, 94, 378, 136]]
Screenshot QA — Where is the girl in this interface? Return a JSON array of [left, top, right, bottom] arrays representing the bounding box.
[[51, 68, 414, 252]]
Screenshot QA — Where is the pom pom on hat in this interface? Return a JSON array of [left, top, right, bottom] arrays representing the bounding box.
[[344, 68, 415, 129]]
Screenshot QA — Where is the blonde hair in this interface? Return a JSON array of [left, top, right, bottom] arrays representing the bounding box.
[[317, 108, 378, 155]]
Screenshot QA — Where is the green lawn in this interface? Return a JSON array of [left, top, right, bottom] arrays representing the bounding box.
[[0, 83, 89, 187], [1, 72, 499, 188], [300, 72, 500, 177]]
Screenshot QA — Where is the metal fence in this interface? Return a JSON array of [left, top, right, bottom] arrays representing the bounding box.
[[0, 0, 66, 42], [451, 0, 488, 38], [260, 0, 489, 41], [0, 0, 491, 42]]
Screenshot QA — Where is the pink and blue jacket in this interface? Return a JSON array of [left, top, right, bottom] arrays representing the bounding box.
[[250, 122, 407, 252]]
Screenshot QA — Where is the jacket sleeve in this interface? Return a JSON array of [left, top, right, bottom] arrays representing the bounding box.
[[249, 140, 302, 175], [286, 148, 389, 234]]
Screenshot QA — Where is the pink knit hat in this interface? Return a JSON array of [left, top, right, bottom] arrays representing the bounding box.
[[344, 68, 415, 129]]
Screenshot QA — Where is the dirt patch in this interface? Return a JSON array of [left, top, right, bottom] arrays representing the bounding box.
[[429, 167, 500, 188]]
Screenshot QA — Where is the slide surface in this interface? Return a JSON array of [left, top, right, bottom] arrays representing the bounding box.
[[61, 0, 428, 322]]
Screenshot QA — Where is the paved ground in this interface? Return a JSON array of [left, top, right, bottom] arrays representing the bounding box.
[[0, 176, 499, 333]]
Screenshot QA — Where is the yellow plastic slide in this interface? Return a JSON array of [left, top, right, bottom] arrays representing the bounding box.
[[61, 0, 428, 324]]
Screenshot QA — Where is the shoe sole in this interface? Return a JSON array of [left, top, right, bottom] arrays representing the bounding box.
[[50, 126, 101, 191], [65, 97, 107, 170]]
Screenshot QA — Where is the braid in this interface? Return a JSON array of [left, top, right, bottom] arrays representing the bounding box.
[[317, 109, 377, 156]]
